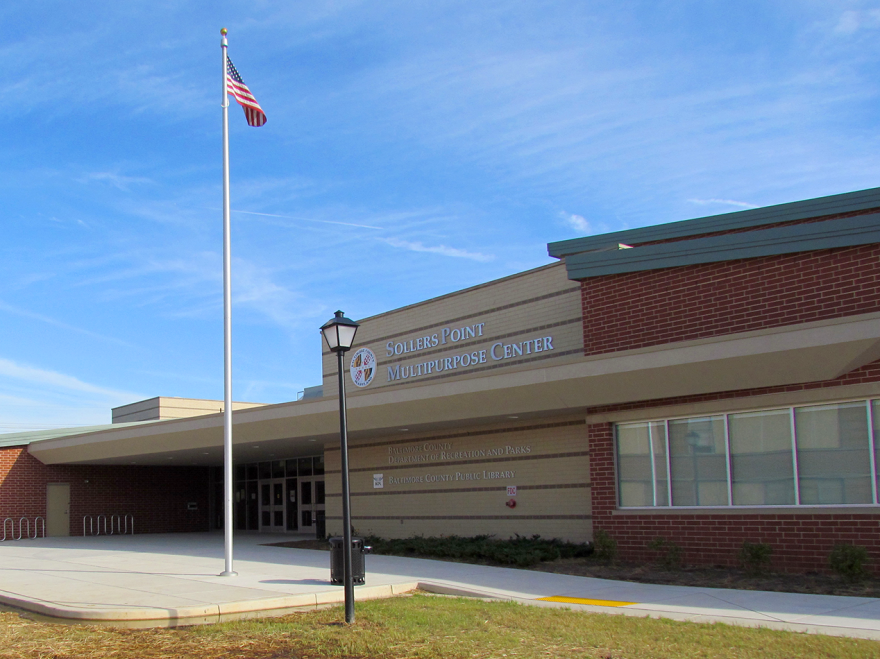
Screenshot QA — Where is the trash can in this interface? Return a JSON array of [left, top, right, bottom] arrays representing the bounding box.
[[329, 537, 372, 585]]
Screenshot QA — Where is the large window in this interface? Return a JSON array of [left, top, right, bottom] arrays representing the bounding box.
[[616, 399, 879, 508]]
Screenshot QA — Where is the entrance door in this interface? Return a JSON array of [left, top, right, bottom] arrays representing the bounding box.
[[259, 478, 285, 531], [298, 477, 325, 534], [46, 483, 70, 537]]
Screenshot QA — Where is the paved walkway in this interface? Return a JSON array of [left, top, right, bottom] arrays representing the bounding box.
[[0, 533, 878, 640]]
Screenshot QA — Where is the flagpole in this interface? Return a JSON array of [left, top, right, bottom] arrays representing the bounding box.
[[219, 27, 237, 578]]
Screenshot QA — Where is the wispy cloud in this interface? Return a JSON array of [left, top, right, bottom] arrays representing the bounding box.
[[0, 300, 135, 347], [77, 171, 154, 190], [834, 9, 880, 35], [0, 357, 135, 398], [560, 211, 590, 233], [381, 237, 494, 262], [687, 198, 759, 210], [232, 208, 383, 230]]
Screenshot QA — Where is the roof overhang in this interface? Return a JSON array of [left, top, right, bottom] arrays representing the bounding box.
[[28, 312, 880, 466]]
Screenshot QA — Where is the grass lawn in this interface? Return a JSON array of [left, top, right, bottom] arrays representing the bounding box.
[[1, 593, 877, 659]]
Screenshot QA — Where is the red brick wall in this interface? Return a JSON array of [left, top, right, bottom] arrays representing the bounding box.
[[0, 446, 209, 536], [588, 422, 880, 573], [581, 244, 880, 356]]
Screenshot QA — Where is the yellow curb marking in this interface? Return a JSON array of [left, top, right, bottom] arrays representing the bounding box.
[[538, 596, 635, 607]]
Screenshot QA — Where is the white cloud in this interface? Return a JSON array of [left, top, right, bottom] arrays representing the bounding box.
[[0, 357, 138, 399], [77, 171, 153, 190], [232, 208, 383, 230], [381, 237, 494, 262], [0, 299, 135, 347], [834, 9, 880, 34], [0, 357, 144, 431], [560, 212, 590, 233], [687, 198, 759, 210]]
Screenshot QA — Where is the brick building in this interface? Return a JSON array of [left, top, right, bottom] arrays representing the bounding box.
[[3, 187, 879, 573]]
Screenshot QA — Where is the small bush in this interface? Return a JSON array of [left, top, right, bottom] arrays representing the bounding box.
[[646, 537, 683, 570], [360, 534, 592, 568], [739, 541, 773, 576], [829, 544, 869, 582], [593, 529, 617, 563]]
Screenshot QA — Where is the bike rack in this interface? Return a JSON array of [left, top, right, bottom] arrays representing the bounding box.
[[1, 518, 46, 541], [81, 515, 134, 536]]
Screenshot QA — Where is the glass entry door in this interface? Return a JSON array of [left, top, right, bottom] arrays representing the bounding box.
[[260, 478, 286, 531], [298, 477, 325, 533]]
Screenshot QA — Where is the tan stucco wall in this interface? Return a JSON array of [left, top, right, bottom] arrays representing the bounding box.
[[322, 261, 582, 398], [323, 416, 592, 542], [112, 397, 265, 423]]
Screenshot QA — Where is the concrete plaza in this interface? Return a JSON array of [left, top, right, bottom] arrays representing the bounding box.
[[0, 533, 878, 640]]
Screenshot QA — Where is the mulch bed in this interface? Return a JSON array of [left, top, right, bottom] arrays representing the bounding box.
[[267, 540, 880, 598]]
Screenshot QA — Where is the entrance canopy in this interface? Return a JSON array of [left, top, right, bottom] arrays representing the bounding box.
[[27, 311, 880, 467]]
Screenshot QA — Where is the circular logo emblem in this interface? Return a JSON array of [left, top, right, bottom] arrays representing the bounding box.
[[350, 347, 376, 388]]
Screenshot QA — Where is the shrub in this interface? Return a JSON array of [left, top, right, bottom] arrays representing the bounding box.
[[646, 537, 683, 570], [738, 541, 773, 576], [593, 529, 617, 563], [359, 534, 592, 568], [829, 544, 869, 582]]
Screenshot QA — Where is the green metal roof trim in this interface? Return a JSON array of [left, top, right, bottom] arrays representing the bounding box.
[[0, 421, 154, 449], [563, 213, 880, 280], [547, 187, 880, 259]]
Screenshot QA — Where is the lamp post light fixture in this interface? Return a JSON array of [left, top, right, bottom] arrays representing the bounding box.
[[320, 310, 360, 624]]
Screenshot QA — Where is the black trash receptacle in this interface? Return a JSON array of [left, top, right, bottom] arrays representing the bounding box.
[[329, 537, 371, 585]]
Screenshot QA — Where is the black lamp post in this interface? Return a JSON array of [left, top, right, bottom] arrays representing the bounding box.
[[320, 310, 359, 624]]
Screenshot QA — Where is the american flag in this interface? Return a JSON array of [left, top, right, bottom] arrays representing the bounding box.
[[226, 57, 267, 127]]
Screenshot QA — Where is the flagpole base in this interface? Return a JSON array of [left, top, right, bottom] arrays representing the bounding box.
[[219, 570, 238, 577]]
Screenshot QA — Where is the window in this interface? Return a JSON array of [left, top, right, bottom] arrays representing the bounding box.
[[795, 402, 871, 505], [729, 409, 795, 505], [669, 416, 727, 506], [616, 398, 880, 508]]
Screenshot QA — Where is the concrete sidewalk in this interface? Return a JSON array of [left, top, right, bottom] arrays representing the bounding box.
[[0, 533, 878, 640]]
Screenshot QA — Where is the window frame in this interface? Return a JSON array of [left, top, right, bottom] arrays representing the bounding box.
[[614, 397, 880, 510]]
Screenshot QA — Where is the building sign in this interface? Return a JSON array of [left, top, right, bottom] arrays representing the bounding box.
[[375, 440, 530, 489], [384, 320, 555, 384], [387, 469, 516, 486], [350, 347, 376, 388], [388, 441, 531, 464], [385, 323, 486, 357]]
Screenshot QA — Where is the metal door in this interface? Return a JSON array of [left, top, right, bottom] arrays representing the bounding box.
[[298, 477, 325, 532], [46, 483, 70, 537], [259, 478, 285, 531]]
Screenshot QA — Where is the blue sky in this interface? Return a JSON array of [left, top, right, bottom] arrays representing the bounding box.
[[1, 1, 879, 431]]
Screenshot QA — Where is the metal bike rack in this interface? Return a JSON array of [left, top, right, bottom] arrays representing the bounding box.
[[1, 518, 46, 541], [82, 514, 133, 536]]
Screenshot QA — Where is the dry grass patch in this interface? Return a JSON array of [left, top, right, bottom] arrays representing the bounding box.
[[0, 594, 878, 659]]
